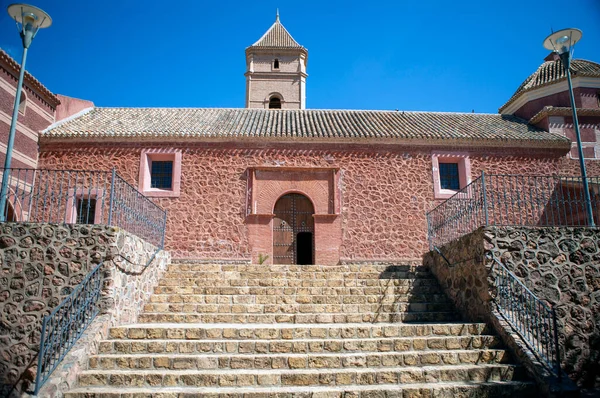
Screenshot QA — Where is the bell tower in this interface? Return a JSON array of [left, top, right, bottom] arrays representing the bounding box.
[[245, 13, 308, 109]]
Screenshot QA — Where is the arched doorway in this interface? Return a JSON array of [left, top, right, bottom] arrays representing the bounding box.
[[273, 193, 314, 265]]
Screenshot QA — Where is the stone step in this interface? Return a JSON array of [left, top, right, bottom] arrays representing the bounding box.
[[64, 380, 537, 398], [142, 302, 455, 314], [137, 311, 460, 324], [160, 271, 433, 281], [108, 323, 489, 341], [153, 284, 445, 296], [148, 293, 451, 305], [76, 364, 525, 388], [166, 264, 428, 273], [89, 349, 511, 371], [98, 335, 503, 355], [157, 278, 442, 288]]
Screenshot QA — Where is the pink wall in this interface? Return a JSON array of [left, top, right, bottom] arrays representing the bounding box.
[[39, 141, 578, 261], [54, 95, 94, 122]]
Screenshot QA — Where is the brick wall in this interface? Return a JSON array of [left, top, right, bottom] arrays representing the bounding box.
[[0, 59, 57, 169]]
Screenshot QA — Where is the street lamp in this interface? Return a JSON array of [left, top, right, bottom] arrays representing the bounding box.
[[543, 28, 595, 227], [0, 3, 51, 222]]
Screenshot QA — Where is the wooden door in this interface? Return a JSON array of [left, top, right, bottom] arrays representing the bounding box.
[[273, 194, 314, 264]]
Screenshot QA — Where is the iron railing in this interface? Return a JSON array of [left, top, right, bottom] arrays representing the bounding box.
[[33, 261, 104, 395], [0, 168, 166, 394], [492, 257, 561, 379], [0, 168, 167, 248], [110, 172, 167, 248], [427, 173, 600, 247]]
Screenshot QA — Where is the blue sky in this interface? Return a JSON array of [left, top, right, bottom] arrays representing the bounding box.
[[0, 0, 598, 113]]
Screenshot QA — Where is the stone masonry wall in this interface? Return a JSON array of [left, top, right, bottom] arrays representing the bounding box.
[[39, 142, 573, 261], [425, 226, 600, 390], [424, 229, 490, 323], [488, 226, 600, 389], [0, 223, 170, 397]]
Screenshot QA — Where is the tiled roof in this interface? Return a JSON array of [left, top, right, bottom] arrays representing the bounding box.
[[42, 107, 570, 148], [529, 106, 600, 125], [0, 49, 61, 107], [499, 58, 600, 113], [247, 16, 305, 51]]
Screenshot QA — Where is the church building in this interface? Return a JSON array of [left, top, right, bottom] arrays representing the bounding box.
[[4, 16, 600, 265], [1, 13, 600, 397]]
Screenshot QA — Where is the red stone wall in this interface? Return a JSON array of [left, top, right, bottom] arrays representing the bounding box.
[[39, 142, 579, 261]]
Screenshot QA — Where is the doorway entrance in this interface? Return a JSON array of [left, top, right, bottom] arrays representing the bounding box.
[[273, 193, 314, 265]]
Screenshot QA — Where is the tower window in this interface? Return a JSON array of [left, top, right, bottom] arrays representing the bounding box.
[[273, 59, 280, 69], [269, 97, 282, 109]]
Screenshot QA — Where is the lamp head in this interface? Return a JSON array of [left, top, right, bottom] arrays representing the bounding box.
[[7, 3, 51, 48], [543, 28, 582, 55]]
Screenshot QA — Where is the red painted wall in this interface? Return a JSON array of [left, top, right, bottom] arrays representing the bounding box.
[[514, 88, 600, 121]]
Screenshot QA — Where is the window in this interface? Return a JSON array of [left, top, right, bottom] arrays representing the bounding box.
[[3, 201, 15, 222], [431, 152, 471, 199], [150, 161, 173, 189], [139, 149, 182, 197], [76, 198, 97, 224], [65, 189, 104, 224], [269, 97, 282, 109], [18, 92, 26, 115], [439, 163, 460, 190], [273, 58, 280, 69]]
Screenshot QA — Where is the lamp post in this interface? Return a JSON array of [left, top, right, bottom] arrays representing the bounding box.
[[543, 28, 595, 227], [0, 3, 51, 222]]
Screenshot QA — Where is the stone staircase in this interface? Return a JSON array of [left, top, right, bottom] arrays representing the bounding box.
[[65, 263, 536, 397]]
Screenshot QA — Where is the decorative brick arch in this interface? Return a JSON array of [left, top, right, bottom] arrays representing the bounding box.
[[271, 190, 317, 213], [256, 182, 329, 215], [246, 167, 341, 265]]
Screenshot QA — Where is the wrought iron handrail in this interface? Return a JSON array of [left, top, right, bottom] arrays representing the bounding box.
[[491, 257, 561, 380], [0, 168, 168, 393], [427, 173, 600, 247], [426, 174, 486, 249], [0, 167, 167, 248], [33, 261, 104, 395], [109, 173, 167, 248]]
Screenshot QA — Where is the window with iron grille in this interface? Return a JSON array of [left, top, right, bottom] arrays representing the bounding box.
[[76, 198, 96, 224], [439, 163, 460, 190], [151, 161, 173, 189]]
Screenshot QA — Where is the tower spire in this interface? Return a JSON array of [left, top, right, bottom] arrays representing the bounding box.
[[276, 9, 279, 22]]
